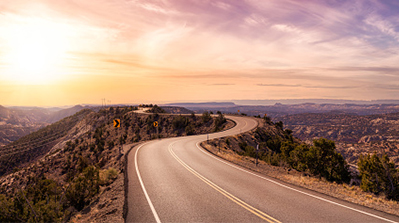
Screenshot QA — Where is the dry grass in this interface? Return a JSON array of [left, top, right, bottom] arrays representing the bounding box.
[[202, 142, 399, 217]]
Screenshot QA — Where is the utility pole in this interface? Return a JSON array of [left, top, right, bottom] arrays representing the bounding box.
[[256, 144, 259, 166]]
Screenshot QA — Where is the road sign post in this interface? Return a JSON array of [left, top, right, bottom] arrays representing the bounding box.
[[154, 121, 159, 138], [256, 144, 259, 166], [113, 119, 121, 155]]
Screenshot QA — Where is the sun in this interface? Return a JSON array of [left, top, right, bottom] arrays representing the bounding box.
[[3, 18, 70, 84]]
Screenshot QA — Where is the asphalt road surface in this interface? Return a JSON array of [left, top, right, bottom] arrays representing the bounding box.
[[126, 115, 399, 222]]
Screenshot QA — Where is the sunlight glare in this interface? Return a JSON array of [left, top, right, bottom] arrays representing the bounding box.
[[3, 18, 71, 84]]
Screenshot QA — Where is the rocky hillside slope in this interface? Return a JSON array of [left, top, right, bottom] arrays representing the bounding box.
[[0, 105, 85, 146], [0, 107, 232, 222]]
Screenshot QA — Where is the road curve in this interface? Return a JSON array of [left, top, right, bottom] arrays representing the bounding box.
[[126, 115, 399, 222]]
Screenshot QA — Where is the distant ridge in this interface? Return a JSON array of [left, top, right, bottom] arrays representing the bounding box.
[[46, 105, 85, 123], [233, 99, 399, 105], [166, 102, 236, 108]]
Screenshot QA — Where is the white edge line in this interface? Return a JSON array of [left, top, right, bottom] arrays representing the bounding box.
[[196, 142, 398, 223], [135, 142, 162, 223]]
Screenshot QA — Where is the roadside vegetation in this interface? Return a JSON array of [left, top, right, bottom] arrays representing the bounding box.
[[204, 115, 399, 215], [232, 117, 350, 183], [358, 154, 399, 200], [147, 105, 166, 114]]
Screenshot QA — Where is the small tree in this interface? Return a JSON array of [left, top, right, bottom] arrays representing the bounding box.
[[66, 166, 100, 211], [201, 111, 212, 123], [185, 125, 195, 135], [358, 154, 399, 199], [307, 138, 350, 183]]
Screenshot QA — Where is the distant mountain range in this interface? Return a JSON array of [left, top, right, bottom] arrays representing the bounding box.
[[233, 99, 399, 105], [169, 102, 399, 117]]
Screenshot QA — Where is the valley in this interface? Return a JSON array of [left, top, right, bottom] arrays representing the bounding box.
[[276, 112, 399, 166], [0, 105, 85, 147]]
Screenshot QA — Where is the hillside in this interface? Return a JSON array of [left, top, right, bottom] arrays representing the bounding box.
[[0, 107, 232, 222], [0, 109, 92, 177], [276, 112, 399, 166], [0, 105, 85, 147]]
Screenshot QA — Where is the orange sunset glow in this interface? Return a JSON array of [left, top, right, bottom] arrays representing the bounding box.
[[1, 1, 399, 106]]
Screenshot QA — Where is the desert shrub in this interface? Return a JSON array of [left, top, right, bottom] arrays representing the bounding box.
[[100, 167, 118, 186], [274, 121, 283, 130], [201, 111, 212, 123], [148, 105, 166, 113], [225, 138, 230, 146], [307, 138, 350, 183], [244, 146, 256, 157], [185, 125, 195, 135], [289, 138, 350, 183], [0, 177, 64, 222], [263, 116, 272, 124], [280, 140, 298, 165], [238, 141, 248, 151], [66, 165, 100, 211], [214, 113, 226, 127], [358, 154, 399, 200], [172, 116, 190, 129], [266, 137, 282, 153]]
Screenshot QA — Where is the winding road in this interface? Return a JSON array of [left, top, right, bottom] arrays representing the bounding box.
[[126, 115, 399, 222]]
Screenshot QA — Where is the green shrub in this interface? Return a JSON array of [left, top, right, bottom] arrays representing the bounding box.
[[148, 105, 166, 113], [185, 125, 195, 135], [100, 167, 119, 186], [225, 138, 230, 146], [66, 165, 100, 211], [358, 154, 399, 199], [172, 116, 190, 129], [0, 177, 64, 222], [244, 146, 256, 157], [201, 112, 212, 123]]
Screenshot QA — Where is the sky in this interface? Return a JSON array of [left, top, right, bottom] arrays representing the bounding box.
[[1, 0, 399, 106]]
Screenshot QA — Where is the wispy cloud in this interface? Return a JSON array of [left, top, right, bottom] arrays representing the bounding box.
[[257, 84, 301, 87], [209, 83, 235, 86], [303, 85, 359, 89]]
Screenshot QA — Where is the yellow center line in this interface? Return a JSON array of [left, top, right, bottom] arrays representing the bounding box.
[[169, 144, 281, 223]]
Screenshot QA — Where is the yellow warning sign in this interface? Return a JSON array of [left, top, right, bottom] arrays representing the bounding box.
[[114, 119, 120, 128], [153, 121, 158, 127]]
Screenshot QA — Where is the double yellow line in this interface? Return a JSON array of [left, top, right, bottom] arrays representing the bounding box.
[[169, 144, 281, 223]]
